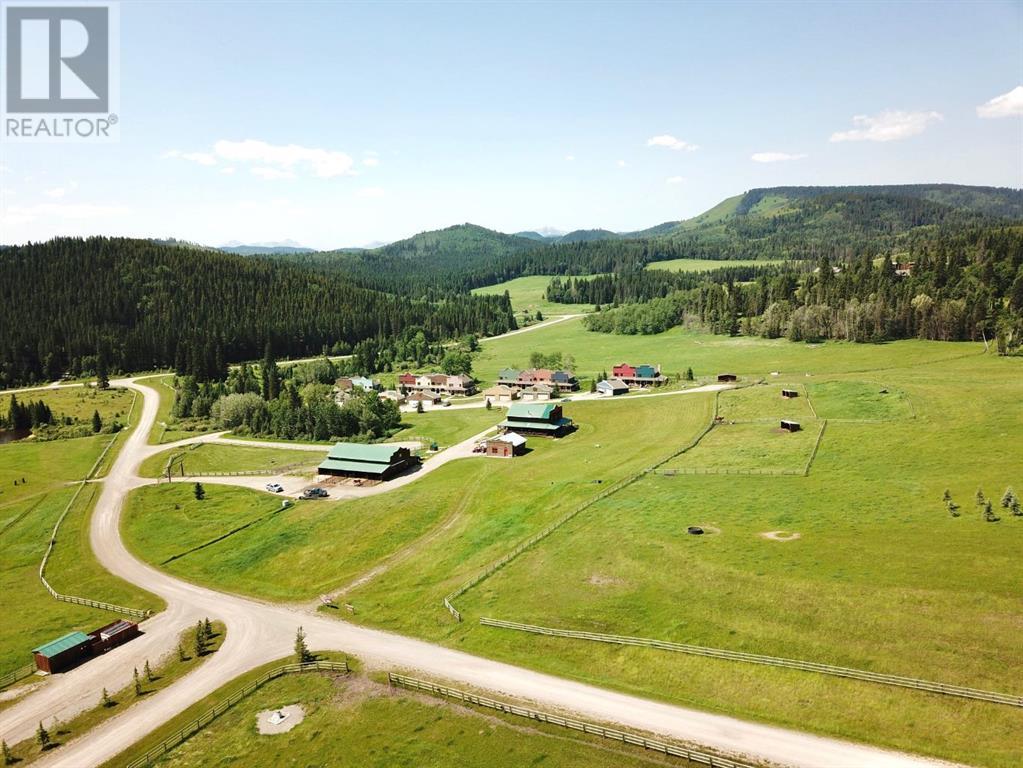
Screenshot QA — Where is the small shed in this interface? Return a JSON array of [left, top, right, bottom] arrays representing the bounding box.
[[780, 419, 801, 432], [32, 631, 92, 674], [717, 373, 738, 383], [596, 378, 629, 396], [781, 389, 799, 399], [89, 620, 141, 655], [484, 432, 526, 458]]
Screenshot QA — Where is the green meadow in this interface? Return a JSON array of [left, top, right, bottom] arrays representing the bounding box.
[[388, 407, 503, 448], [472, 275, 596, 316], [82, 319, 1023, 765], [3, 385, 135, 428], [109, 666, 705, 768], [645, 257, 788, 272], [138, 443, 322, 479]]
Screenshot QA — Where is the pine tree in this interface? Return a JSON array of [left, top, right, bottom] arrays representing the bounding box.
[[133, 667, 142, 696], [178, 641, 188, 661], [588, 379, 597, 393], [203, 617, 213, 638], [416, 399, 424, 414], [983, 500, 999, 523], [194, 620, 206, 657], [485, 398, 492, 410], [2, 739, 14, 765], [36, 721, 50, 749], [942, 489, 951, 503], [101, 687, 113, 707], [91, 409, 102, 433], [295, 626, 312, 663], [96, 353, 110, 390], [193, 482, 205, 501], [975, 487, 985, 507], [1000, 487, 1015, 509], [144, 659, 153, 681], [686, 367, 694, 381]]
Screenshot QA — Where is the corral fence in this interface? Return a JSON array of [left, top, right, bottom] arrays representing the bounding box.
[[656, 467, 803, 477], [125, 660, 350, 768], [0, 663, 36, 691], [388, 673, 752, 768], [443, 394, 722, 622], [479, 618, 1023, 709], [38, 391, 152, 620]]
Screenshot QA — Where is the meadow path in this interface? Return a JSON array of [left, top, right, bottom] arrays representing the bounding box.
[[0, 377, 960, 768]]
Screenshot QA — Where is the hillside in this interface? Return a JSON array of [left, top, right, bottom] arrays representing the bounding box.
[[371, 223, 539, 262], [0, 238, 515, 388]]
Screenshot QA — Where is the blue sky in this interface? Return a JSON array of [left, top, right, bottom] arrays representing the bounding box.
[[2, 0, 1021, 249]]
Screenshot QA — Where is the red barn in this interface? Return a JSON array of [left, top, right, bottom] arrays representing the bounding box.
[[613, 363, 636, 379]]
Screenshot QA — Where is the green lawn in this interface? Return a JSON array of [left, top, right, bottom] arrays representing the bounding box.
[[138, 443, 323, 479], [645, 257, 787, 272], [661, 420, 820, 474], [472, 275, 596, 316], [805, 380, 912, 420], [388, 407, 502, 448], [2, 385, 135, 432], [117, 668, 704, 768], [6, 622, 225, 765], [716, 383, 816, 422]]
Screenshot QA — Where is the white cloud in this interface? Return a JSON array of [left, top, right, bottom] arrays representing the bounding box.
[[977, 86, 1023, 119], [163, 149, 217, 166], [829, 110, 942, 142], [251, 167, 295, 180], [357, 186, 386, 199], [3, 202, 128, 227], [616, 159, 627, 168], [565, 154, 575, 161], [220, 167, 236, 175], [213, 139, 355, 178], [362, 157, 379, 167], [665, 176, 684, 185], [44, 187, 68, 198], [751, 152, 807, 163], [647, 134, 698, 152]]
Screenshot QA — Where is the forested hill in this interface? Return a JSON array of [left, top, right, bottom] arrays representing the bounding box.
[[0, 237, 515, 387]]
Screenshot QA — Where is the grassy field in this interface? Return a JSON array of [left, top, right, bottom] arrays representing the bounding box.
[[145, 375, 216, 445], [122, 394, 714, 602], [472, 275, 595, 316], [472, 316, 986, 383], [388, 407, 502, 448], [114, 667, 705, 768], [0, 479, 163, 674], [645, 257, 787, 272], [138, 443, 322, 479], [5, 622, 225, 765], [2, 385, 135, 430], [111, 319, 1022, 765]]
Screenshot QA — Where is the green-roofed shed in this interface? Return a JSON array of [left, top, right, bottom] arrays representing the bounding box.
[[32, 631, 92, 674], [318, 442, 418, 481], [499, 402, 573, 437]]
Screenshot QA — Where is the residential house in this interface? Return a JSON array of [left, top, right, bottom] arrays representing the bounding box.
[[612, 363, 666, 387], [520, 383, 554, 401], [483, 384, 518, 403]]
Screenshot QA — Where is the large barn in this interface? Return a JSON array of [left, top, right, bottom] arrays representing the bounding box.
[[32, 631, 92, 674], [498, 403, 573, 437], [318, 443, 419, 480]]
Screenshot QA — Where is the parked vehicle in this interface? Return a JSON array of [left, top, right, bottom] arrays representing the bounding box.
[[301, 488, 328, 499], [265, 482, 284, 493]]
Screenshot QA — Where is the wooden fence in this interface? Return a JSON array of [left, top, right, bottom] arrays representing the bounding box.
[[479, 618, 1023, 709], [442, 395, 721, 622], [124, 660, 350, 768], [38, 395, 152, 621], [388, 673, 752, 768], [0, 663, 36, 690]]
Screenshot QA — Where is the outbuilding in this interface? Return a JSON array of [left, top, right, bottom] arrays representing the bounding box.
[[780, 419, 801, 432], [89, 620, 141, 655], [596, 378, 629, 396], [318, 443, 419, 480], [781, 389, 799, 399], [717, 373, 738, 383], [32, 631, 92, 674], [483, 384, 518, 403], [484, 432, 527, 458], [499, 402, 573, 437], [520, 383, 554, 401]]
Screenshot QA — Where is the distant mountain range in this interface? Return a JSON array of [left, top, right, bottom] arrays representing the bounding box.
[[218, 239, 318, 256]]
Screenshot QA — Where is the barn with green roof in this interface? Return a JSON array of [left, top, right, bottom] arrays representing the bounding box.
[[32, 631, 92, 674], [498, 402, 573, 437], [318, 442, 419, 480]]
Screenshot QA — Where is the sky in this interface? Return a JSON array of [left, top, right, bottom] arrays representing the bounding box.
[[1, 0, 1021, 249]]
